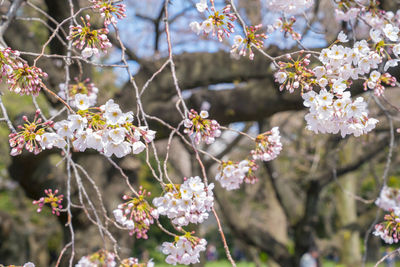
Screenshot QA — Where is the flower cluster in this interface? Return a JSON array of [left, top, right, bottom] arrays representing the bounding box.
[[190, 0, 237, 42], [334, 0, 386, 26], [76, 250, 116, 267], [52, 97, 155, 158], [113, 187, 155, 239], [274, 53, 313, 93], [0, 47, 16, 76], [90, 0, 126, 26], [374, 187, 400, 244], [251, 127, 282, 161], [184, 109, 221, 144], [335, 8, 359, 22], [8, 263, 35, 267], [152, 176, 214, 226], [120, 258, 154, 267], [0, 47, 47, 96], [302, 89, 378, 137], [7, 62, 48, 96], [374, 211, 400, 244], [162, 234, 207, 265], [8, 110, 58, 156], [32, 189, 63, 216], [267, 0, 314, 14], [67, 15, 111, 58], [364, 70, 396, 96], [58, 77, 98, 108], [376, 186, 400, 214], [215, 160, 258, 190], [231, 24, 267, 60]]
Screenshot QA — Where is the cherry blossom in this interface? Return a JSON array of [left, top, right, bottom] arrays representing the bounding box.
[[7, 62, 47, 96], [67, 15, 111, 58], [266, 0, 314, 14], [152, 176, 214, 226], [251, 127, 283, 161], [230, 24, 267, 60], [32, 189, 63, 216], [9, 110, 56, 156], [215, 160, 258, 190], [190, 1, 236, 42], [75, 250, 116, 267], [162, 235, 207, 265], [302, 89, 378, 137], [113, 187, 155, 239], [374, 211, 400, 244], [184, 109, 221, 144], [90, 0, 126, 26], [58, 77, 98, 108]]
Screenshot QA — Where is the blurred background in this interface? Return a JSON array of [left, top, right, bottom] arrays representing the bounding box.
[[1, 0, 400, 266]]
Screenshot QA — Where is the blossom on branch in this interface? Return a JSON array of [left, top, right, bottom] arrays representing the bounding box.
[[152, 176, 214, 226], [58, 77, 98, 108], [162, 234, 207, 265], [67, 15, 112, 58], [267, 0, 314, 14], [8, 110, 58, 156], [190, 0, 236, 42], [251, 127, 283, 162], [113, 187, 155, 239], [75, 250, 116, 267], [90, 0, 126, 26], [215, 160, 258, 190], [230, 24, 267, 60], [184, 109, 221, 144], [32, 189, 63, 216]]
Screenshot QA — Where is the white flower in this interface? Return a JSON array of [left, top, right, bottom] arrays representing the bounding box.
[[369, 70, 381, 82], [68, 114, 87, 133], [190, 21, 202, 35], [318, 78, 328, 88], [275, 71, 287, 83], [337, 31, 348, 43], [139, 127, 156, 143], [273, 18, 283, 28], [302, 91, 317, 107], [23, 263, 35, 267], [393, 44, 400, 56], [132, 141, 146, 154], [234, 35, 244, 45], [81, 47, 94, 58], [384, 59, 399, 71], [40, 133, 66, 149], [313, 66, 326, 78], [74, 93, 91, 110], [73, 130, 90, 152], [108, 127, 127, 144], [104, 141, 131, 158], [104, 106, 123, 125], [196, 0, 208, 12], [383, 24, 399, 42], [316, 89, 333, 105], [201, 18, 213, 33], [332, 79, 347, 94], [54, 120, 74, 138], [199, 110, 209, 119], [86, 129, 103, 151], [370, 28, 382, 43]]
